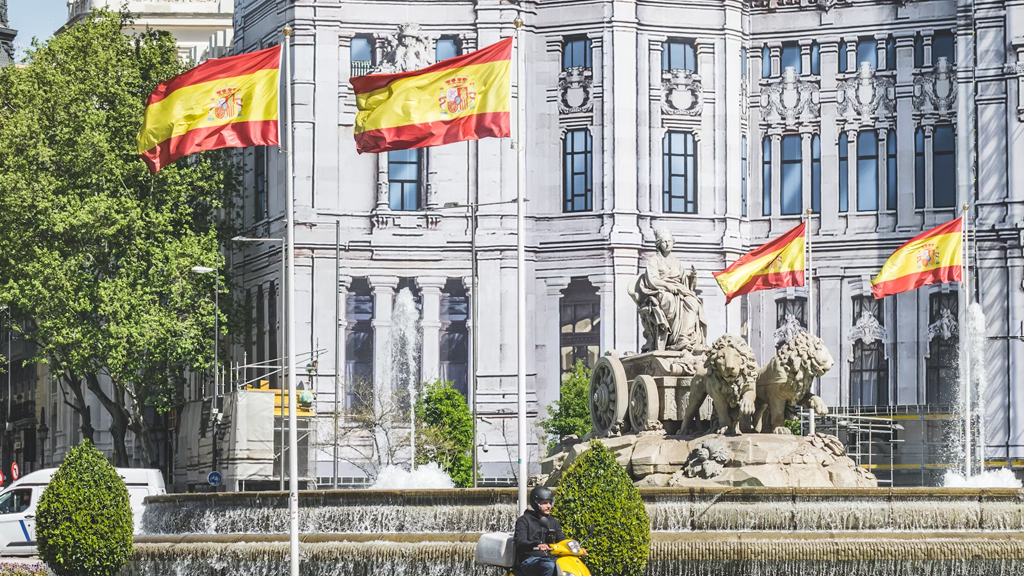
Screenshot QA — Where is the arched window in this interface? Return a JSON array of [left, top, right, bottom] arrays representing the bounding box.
[[561, 278, 601, 377], [811, 134, 821, 213], [839, 40, 848, 72], [564, 129, 593, 212], [838, 132, 849, 212], [886, 130, 897, 210], [762, 45, 772, 78], [915, 128, 925, 208], [762, 137, 772, 215], [933, 126, 956, 208], [663, 131, 697, 213], [810, 42, 820, 75], [781, 134, 802, 215], [857, 131, 878, 212]]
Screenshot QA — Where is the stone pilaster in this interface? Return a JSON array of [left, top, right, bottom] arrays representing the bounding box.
[[368, 276, 398, 406], [417, 276, 447, 383]]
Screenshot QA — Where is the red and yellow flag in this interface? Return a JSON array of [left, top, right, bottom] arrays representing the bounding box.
[[871, 218, 962, 299], [350, 37, 512, 154], [137, 46, 281, 173], [714, 223, 806, 304]]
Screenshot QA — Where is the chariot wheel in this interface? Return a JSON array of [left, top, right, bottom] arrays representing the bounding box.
[[589, 354, 628, 436], [628, 375, 660, 433]]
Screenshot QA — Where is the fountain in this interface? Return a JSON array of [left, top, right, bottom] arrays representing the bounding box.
[[126, 230, 1024, 575], [390, 288, 422, 472]]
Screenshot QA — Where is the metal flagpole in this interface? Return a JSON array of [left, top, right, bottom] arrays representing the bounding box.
[[334, 221, 341, 490], [283, 25, 301, 576], [805, 209, 815, 436], [961, 204, 972, 479], [513, 12, 528, 513]]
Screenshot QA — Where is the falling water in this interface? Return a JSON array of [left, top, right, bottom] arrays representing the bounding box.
[[968, 303, 989, 473], [391, 288, 422, 469]]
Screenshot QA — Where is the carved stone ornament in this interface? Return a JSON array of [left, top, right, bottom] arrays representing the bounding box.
[[559, 66, 594, 114], [750, 0, 851, 11], [913, 57, 956, 118], [1006, 61, 1024, 121], [928, 308, 959, 341], [374, 24, 435, 74], [837, 63, 896, 123], [760, 67, 820, 129], [848, 310, 888, 346], [773, 313, 808, 347], [662, 69, 704, 116]]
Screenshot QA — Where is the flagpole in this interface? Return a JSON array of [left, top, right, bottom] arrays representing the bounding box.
[[805, 209, 815, 436], [961, 204, 972, 479], [513, 12, 528, 513], [283, 25, 301, 576]]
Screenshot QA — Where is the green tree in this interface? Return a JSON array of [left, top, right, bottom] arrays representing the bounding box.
[[0, 10, 242, 465], [415, 379, 473, 487], [538, 360, 593, 450], [36, 440, 133, 576], [553, 441, 650, 576]]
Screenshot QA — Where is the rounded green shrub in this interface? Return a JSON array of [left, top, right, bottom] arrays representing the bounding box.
[[553, 440, 650, 576], [36, 440, 133, 576]]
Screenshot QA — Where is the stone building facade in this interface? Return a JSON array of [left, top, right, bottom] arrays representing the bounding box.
[[217, 0, 1023, 488]]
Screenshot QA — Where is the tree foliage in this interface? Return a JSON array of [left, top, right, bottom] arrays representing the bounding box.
[[36, 440, 133, 576], [0, 10, 242, 465], [553, 441, 650, 576], [415, 379, 473, 487], [538, 360, 593, 449]]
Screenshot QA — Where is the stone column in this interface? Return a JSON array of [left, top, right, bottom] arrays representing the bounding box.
[[545, 278, 570, 390], [844, 37, 856, 73], [696, 39, 716, 215], [801, 130, 813, 212], [799, 39, 813, 76], [770, 44, 781, 77], [418, 277, 447, 383], [648, 37, 667, 219], [875, 33, 888, 70], [819, 38, 841, 235], [337, 276, 352, 407], [369, 276, 398, 407], [894, 31, 917, 231], [375, 154, 390, 212], [817, 272, 844, 406], [589, 275, 616, 354], [607, 0, 640, 244]]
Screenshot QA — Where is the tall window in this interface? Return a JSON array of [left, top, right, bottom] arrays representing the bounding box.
[[560, 278, 600, 378], [740, 47, 748, 77], [932, 30, 955, 65], [857, 37, 878, 69], [761, 44, 772, 78], [926, 292, 958, 405], [741, 136, 748, 217], [914, 34, 924, 68], [563, 38, 592, 69], [435, 38, 459, 62], [268, 281, 278, 388], [663, 40, 697, 72], [254, 146, 267, 222], [762, 137, 772, 216], [781, 42, 800, 74], [838, 132, 849, 212], [351, 37, 373, 77], [439, 279, 469, 398], [564, 129, 593, 212], [388, 149, 421, 211], [811, 134, 821, 213], [839, 40, 848, 72], [857, 130, 878, 212], [781, 134, 802, 215], [933, 125, 956, 208], [346, 279, 374, 408], [663, 131, 697, 214], [886, 130, 897, 210], [885, 35, 896, 70], [851, 297, 888, 407], [810, 42, 820, 75], [915, 128, 925, 208]]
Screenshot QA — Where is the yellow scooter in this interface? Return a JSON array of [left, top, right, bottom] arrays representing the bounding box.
[[476, 529, 591, 576]]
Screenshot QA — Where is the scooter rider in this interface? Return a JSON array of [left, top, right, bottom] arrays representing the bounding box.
[[513, 486, 567, 576]]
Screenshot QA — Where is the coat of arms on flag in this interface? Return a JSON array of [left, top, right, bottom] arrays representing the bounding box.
[[439, 77, 477, 116]]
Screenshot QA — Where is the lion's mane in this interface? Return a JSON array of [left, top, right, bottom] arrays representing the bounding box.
[[700, 334, 759, 407], [775, 331, 830, 398]]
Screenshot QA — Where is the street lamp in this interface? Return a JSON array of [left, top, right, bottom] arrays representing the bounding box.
[[191, 265, 219, 400]]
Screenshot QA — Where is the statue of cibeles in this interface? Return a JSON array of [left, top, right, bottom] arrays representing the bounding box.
[[629, 228, 708, 353]]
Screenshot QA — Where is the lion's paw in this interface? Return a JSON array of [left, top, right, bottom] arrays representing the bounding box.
[[773, 426, 793, 435], [739, 397, 755, 415], [809, 396, 828, 416]]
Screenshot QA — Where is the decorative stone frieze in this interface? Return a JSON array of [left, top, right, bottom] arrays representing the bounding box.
[[1006, 61, 1024, 122], [559, 66, 594, 114], [927, 308, 958, 341], [750, 0, 851, 11], [836, 63, 896, 124], [913, 57, 956, 119], [759, 67, 820, 129], [662, 69, 704, 116], [773, 313, 807, 347], [848, 310, 888, 347], [373, 23, 435, 74]]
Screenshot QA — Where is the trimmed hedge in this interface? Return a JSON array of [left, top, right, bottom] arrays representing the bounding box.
[[553, 440, 650, 576], [36, 440, 133, 576]]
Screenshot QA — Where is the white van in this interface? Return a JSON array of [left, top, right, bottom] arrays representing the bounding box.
[[0, 468, 166, 556]]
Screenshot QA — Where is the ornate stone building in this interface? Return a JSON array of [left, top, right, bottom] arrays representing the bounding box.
[[218, 0, 1024, 488], [0, 0, 15, 67]]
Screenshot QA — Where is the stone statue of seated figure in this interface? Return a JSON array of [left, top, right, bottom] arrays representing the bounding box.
[[629, 228, 708, 354]]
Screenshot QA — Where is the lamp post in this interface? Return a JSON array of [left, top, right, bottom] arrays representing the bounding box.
[[232, 235, 287, 490], [191, 263, 219, 487]]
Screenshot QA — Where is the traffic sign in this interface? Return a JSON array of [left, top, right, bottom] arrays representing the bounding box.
[[207, 471, 222, 487], [0, 470, 6, 485], [11, 463, 19, 481]]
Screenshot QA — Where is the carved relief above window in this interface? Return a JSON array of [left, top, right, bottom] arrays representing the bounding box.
[[749, 0, 851, 11], [837, 63, 896, 124], [759, 67, 820, 129], [913, 57, 956, 120], [1008, 39, 1024, 122], [662, 69, 704, 116], [559, 67, 594, 114], [373, 24, 435, 74]]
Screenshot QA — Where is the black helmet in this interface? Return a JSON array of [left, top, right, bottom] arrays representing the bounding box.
[[529, 486, 554, 511]]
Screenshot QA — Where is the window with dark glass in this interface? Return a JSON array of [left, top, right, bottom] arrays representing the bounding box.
[[351, 37, 373, 77], [439, 279, 469, 399], [933, 125, 956, 208], [781, 134, 802, 215], [741, 47, 748, 77], [762, 137, 772, 216], [857, 130, 878, 212], [388, 149, 421, 211], [254, 146, 267, 222], [857, 37, 878, 69], [256, 284, 265, 385], [932, 30, 955, 65], [244, 288, 253, 385], [435, 38, 460, 62], [560, 278, 600, 378], [762, 44, 772, 78], [663, 40, 697, 72], [926, 292, 958, 405], [811, 134, 821, 213], [563, 38, 592, 69], [886, 130, 897, 210], [885, 35, 897, 70], [663, 131, 697, 214], [851, 296, 888, 407], [810, 42, 820, 75], [915, 128, 925, 208], [839, 132, 849, 212], [268, 281, 278, 388], [741, 136, 748, 217], [839, 40, 848, 72], [914, 34, 924, 68], [345, 278, 374, 409], [564, 129, 593, 212], [781, 42, 801, 74]]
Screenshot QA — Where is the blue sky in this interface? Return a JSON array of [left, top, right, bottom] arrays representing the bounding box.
[[9, 0, 68, 61]]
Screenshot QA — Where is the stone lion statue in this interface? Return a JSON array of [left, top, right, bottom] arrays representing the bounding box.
[[680, 334, 759, 436], [753, 331, 834, 434]]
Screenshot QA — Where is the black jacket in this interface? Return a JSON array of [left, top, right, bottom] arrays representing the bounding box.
[[513, 509, 567, 565]]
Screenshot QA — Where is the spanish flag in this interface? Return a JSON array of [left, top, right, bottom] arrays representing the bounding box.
[[871, 218, 963, 299], [714, 223, 806, 304], [351, 37, 512, 154], [137, 46, 281, 173]]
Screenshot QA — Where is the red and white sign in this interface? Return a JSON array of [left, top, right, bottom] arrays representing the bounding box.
[[0, 470, 7, 485], [10, 463, 18, 481]]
